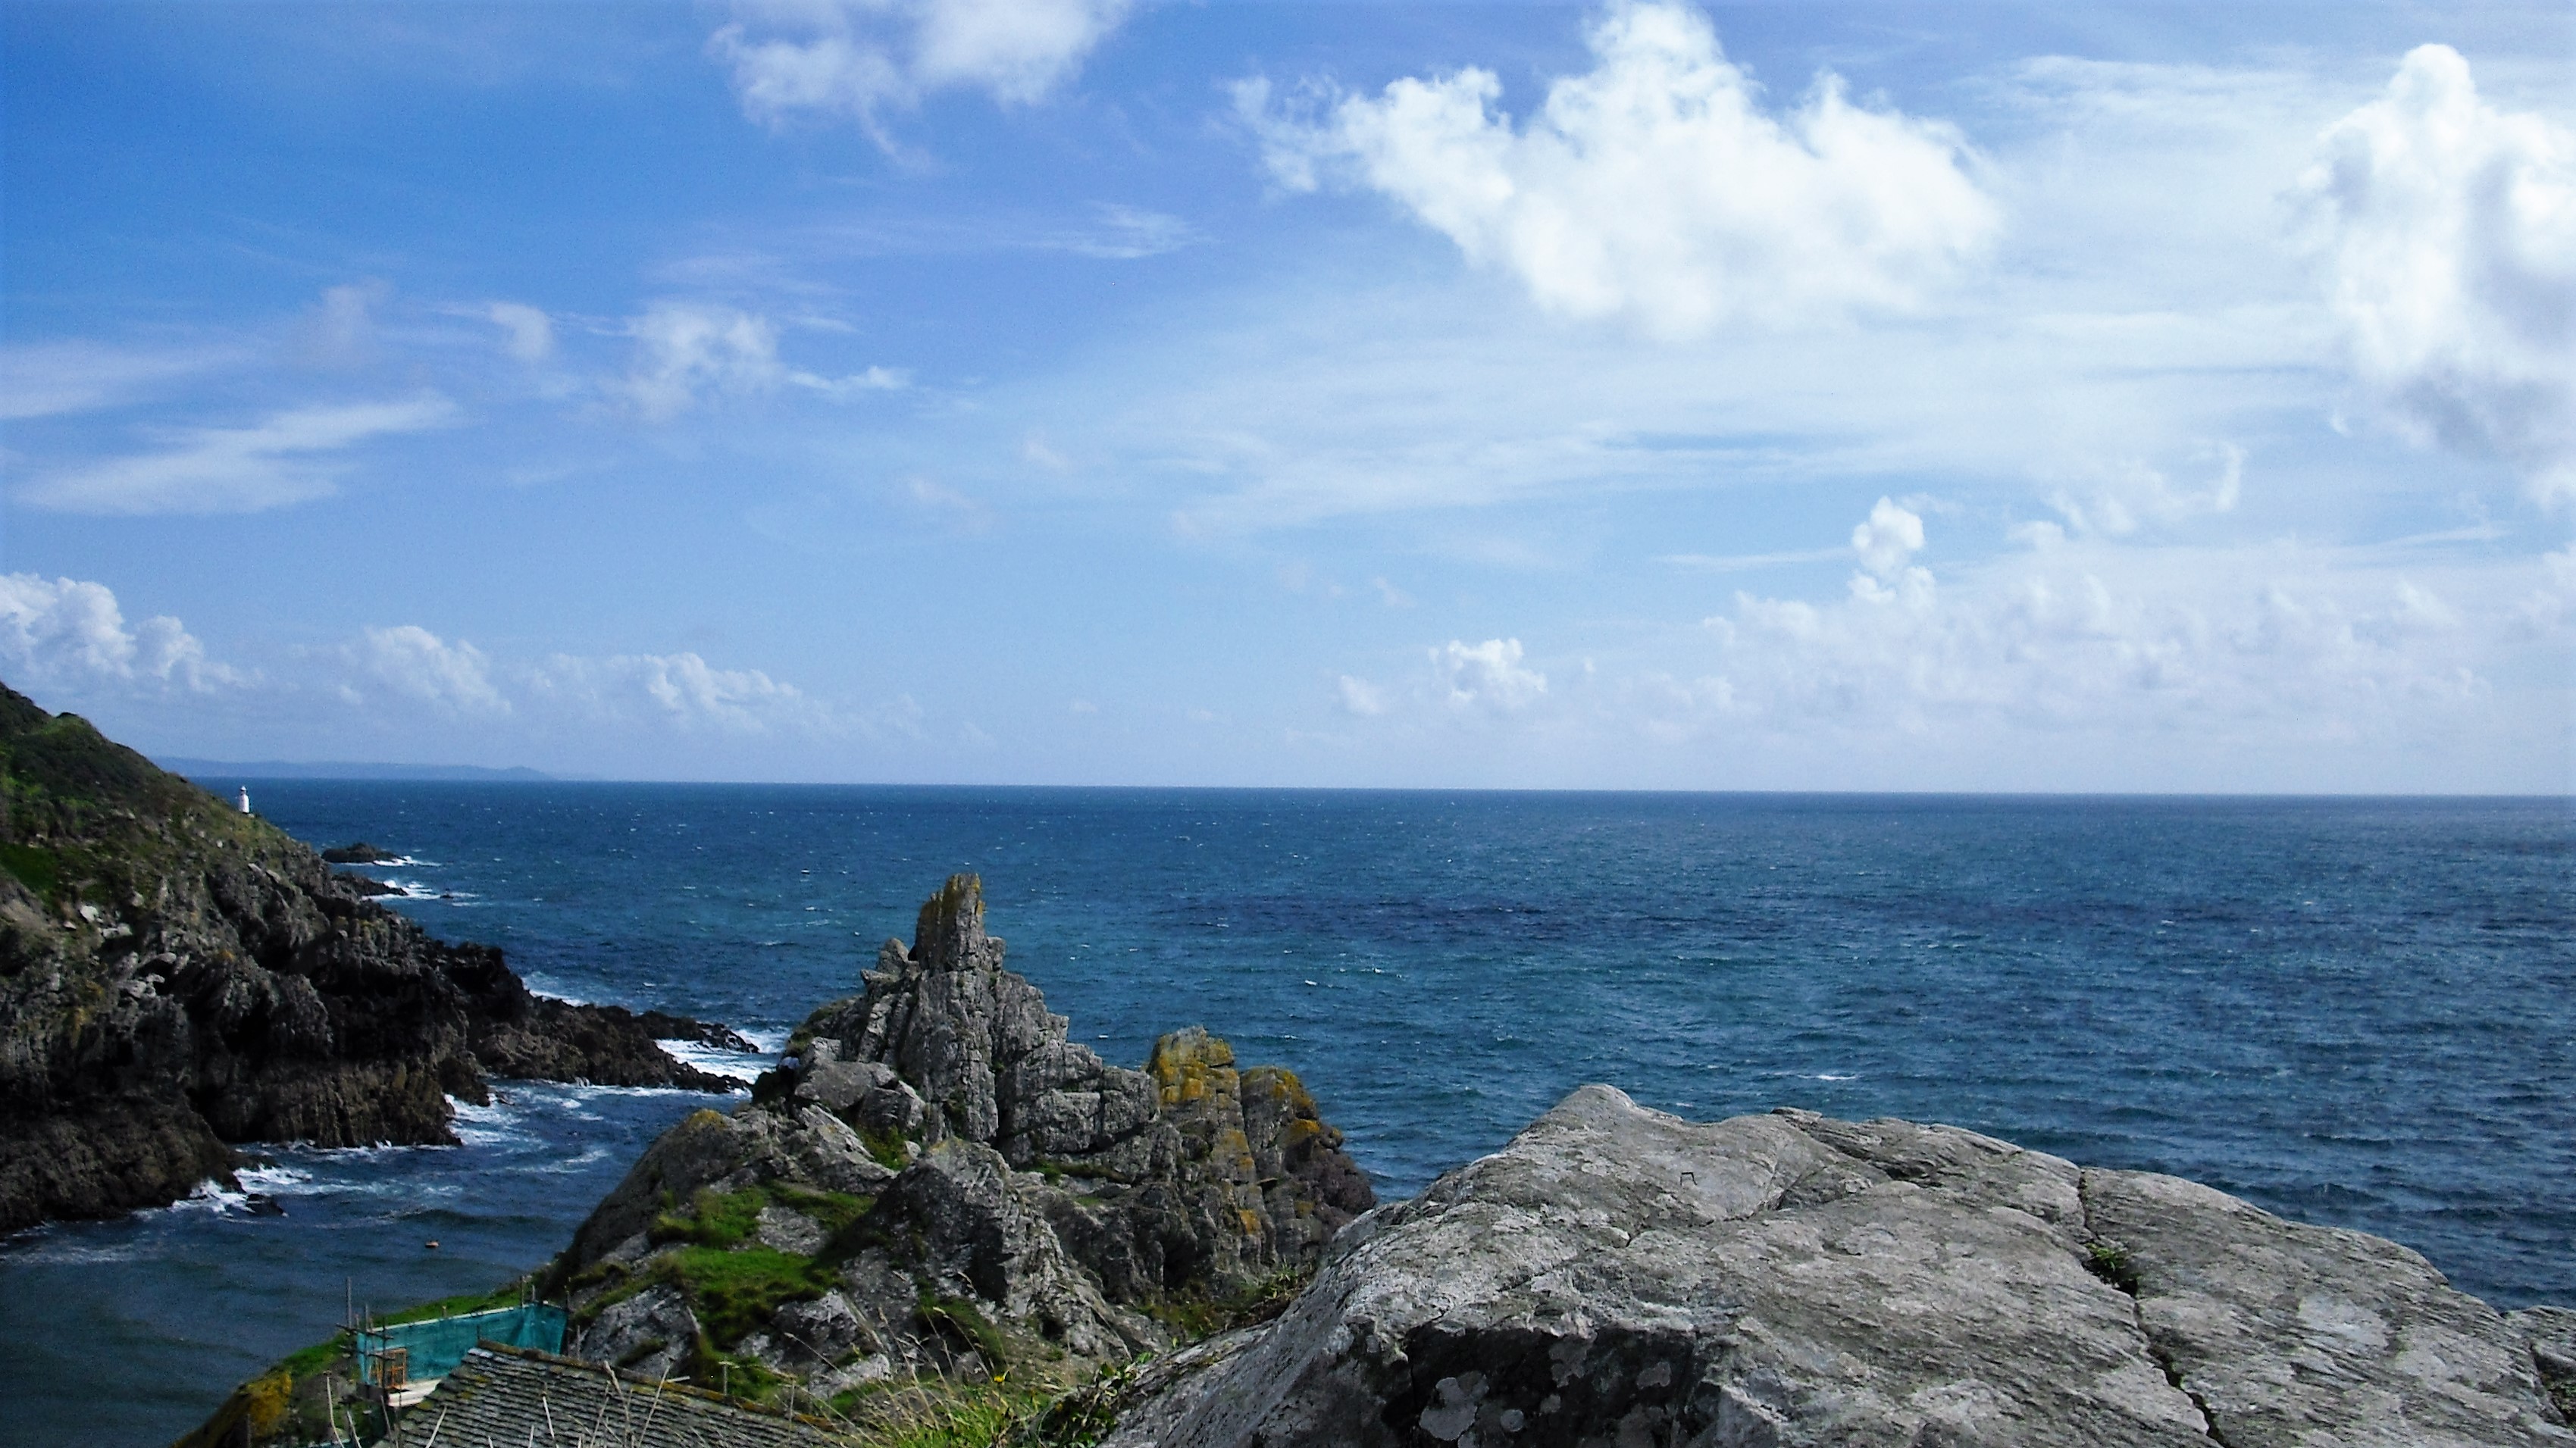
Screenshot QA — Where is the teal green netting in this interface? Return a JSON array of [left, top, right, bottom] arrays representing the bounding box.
[[355, 1303, 567, 1384]]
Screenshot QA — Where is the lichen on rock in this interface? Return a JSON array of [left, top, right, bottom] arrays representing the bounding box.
[[550, 874, 1375, 1414]]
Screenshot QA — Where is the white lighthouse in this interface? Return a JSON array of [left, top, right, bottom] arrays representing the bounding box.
[[238, 787, 252, 815]]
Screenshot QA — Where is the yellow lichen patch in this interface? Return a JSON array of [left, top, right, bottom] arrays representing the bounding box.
[[241, 1371, 293, 1436], [1283, 1118, 1323, 1147], [1147, 1028, 1239, 1107], [1235, 1208, 1266, 1238]]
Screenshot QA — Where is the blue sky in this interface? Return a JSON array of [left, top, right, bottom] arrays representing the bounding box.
[[2, 0, 2571, 790]]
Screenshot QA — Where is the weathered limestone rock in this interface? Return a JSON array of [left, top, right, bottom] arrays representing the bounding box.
[[568, 1284, 698, 1383], [552, 874, 1375, 1404], [1102, 1085, 2574, 1448], [2085, 1166, 2574, 1446]]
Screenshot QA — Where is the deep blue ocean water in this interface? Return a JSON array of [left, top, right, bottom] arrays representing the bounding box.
[[2, 785, 2571, 1445]]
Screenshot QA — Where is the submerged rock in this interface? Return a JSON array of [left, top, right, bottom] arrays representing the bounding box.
[[1101, 1085, 2575, 1448], [551, 874, 1374, 1405]]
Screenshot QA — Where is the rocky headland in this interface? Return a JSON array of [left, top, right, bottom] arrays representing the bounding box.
[[177, 871, 2571, 1446], [0, 682, 739, 1235], [540, 872, 1374, 1410]]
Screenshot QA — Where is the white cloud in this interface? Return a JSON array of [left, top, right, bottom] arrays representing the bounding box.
[[1056, 204, 1201, 260], [1679, 505, 2499, 743], [16, 395, 461, 515], [2042, 444, 2243, 538], [711, 0, 1131, 139], [615, 303, 903, 418], [618, 304, 785, 421], [486, 302, 556, 362], [1241, 0, 1998, 336], [526, 651, 828, 733], [0, 342, 237, 422], [295, 282, 387, 366], [0, 575, 239, 694], [1335, 674, 1388, 716], [1849, 496, 1926, 578], [2296, 45, 2576, 502], [355, 625, 509, 714], [1435, 637, 1548, 713], [792, 364, 910, 397]]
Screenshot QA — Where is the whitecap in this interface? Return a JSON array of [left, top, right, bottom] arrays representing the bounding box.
[[658, 1038, 772, 1083]]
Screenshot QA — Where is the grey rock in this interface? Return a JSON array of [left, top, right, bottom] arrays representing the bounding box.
[[1103, 1085, 2574, 1448], [756, 1203, 828, 1256], [568, 1284, 696, 1384], [767, 1291, 869, 1368], [551, 874, 1372, 1400], [2086, 1166, 2574, 1446], [2512, 1308, 2576, 1422]]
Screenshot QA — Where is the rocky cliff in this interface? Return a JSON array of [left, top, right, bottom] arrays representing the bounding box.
[[0, 683, 737, 1234], [1097, 1084, 2576, 1448], [546, 874, 1375, 1409]]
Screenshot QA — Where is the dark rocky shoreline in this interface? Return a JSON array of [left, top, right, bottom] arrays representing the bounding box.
[[0, 682, 740, 1236]]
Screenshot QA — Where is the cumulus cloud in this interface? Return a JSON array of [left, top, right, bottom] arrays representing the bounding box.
[[528, 651, 827, 733], [2041, 445, 2243, 538], [16, 395, 461, 515], [711, 0, 1131, 139], [486, 302, 556, 362], [0, 575, 239, 694], [1679, 504, 2493, 743], [355, 626, 509, 714], [2297, 45, 2576, 501], [1240, 0, 1998, 336], [1435, 637, 1548, 713], [1850, 496, 1926, 578]]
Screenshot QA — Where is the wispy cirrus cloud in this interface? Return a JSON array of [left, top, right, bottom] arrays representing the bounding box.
[[15, 395, 461, 515], [0, 341, 245, 422]]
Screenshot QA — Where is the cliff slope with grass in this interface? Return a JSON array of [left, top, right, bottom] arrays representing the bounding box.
[[0, 681, 737, 1234], [540, 874, 1375, 1428]]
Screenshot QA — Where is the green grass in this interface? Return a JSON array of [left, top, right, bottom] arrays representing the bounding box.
[[915, 1293, 1009, 1377], [0, 842, 59, 900], [2084, 1241, 2142, 1294], [380, 1278, 532, 1325], [665, 1246, 829, 1345]]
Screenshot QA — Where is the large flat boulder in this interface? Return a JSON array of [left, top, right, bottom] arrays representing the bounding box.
[[1103, 1085, 2573, 1448]]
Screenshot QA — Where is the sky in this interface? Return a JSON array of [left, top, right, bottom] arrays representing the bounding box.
[[2, 0, 2571, 791]]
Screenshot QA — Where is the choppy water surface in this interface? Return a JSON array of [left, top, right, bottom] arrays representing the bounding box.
[[4, 787, 2570, 1445]]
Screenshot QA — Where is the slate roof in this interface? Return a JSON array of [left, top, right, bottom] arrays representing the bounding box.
[[385, 1346, 844, 1448]]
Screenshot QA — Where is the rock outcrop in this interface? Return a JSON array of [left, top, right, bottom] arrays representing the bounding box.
[[550, 874, 1373, 1407], [1101, 1085, 2576, 1448], [0, 683, 738, 1234]]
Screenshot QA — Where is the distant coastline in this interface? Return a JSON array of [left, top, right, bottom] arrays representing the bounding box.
[[157, 756, 563, 783]]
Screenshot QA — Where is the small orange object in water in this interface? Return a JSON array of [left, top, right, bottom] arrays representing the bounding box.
[[424, 1240, 440, 1249]]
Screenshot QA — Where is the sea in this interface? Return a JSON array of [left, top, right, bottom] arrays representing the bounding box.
[[2, 785, 2570, 1446]]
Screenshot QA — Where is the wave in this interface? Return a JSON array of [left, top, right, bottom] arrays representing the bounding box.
[[659, 1037, 773, 1082]]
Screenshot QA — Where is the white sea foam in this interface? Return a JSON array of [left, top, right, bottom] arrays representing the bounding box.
[[659, 1037, 772, 1082], [235, 1163, 312, 1194]]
